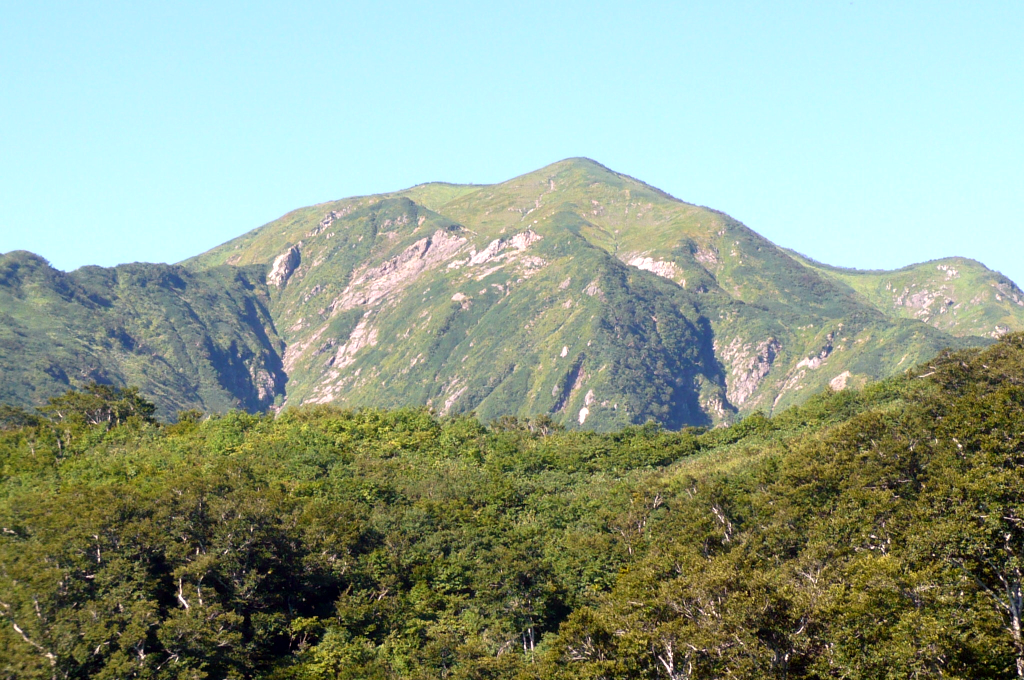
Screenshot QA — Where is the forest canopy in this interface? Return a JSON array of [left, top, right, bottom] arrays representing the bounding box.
[[2, 334, 1024, 679]]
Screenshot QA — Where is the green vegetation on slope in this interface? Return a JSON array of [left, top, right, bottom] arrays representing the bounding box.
[[179, 158, 993, 426], [3, 335, 1024, 678], [0, 251, 285, 418], [786, 250, 1024, 337], [3, 159, 1015, 428]]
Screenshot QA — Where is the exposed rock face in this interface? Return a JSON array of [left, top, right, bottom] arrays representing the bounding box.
[[994, 281, 1024, 307], [694, 245, 720, 267], [250, 361, 283, 404], [890, 284, 952, 319], [282, 229, 468, 377], [578, 388, 596, 424], [330, 229, 467, 312], [626, 255, 682, 284], [797, 332, 835, 370], [11, 159, 1021, 430], [330, 313, 379, 372], [441, 379, 467, 416], [468, 229, 542, 266], [268, 246, 301, 287], [552, 355, 586, 414], [309, 206, 354, 237], [881, 270, 1024, 330], [769, 333, 840, 410], [510, 229, 542, 250], [718, 336, 781, 407], [286, 228, 483, 404], [304, 313, 382, 404], [830, 370, 852, 391]]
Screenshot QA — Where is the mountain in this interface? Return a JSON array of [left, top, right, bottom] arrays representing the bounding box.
[[0, 251, 285, 417], [2, 158, 1018, 426], [786, 251, 1024, 337]]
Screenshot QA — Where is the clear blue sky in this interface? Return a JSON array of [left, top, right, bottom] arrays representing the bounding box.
[[2, 1, 1022, 285]]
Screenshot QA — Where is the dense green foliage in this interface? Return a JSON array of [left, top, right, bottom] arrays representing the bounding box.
[[2, 334, 1024, 678]]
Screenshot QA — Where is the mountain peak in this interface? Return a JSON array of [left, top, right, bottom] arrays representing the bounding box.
[[511, 157, 637, 186], [545, 156, 617, 173], [6, 162, 1022, 427]]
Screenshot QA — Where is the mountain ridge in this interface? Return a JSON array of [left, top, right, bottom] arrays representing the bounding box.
[[3, 159, 1019, 426], [784, 249, 1024, 337]]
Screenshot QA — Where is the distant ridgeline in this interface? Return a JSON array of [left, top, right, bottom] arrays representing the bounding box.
[[2, 333, 1024, 677], [3, 158, 1023, 429]]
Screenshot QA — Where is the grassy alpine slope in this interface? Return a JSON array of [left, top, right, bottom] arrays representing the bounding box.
[[2, 333, 1023, 678], [4, 158, 1021, 428], [185, 158, 1002, 427], [786, 250, 1024, 337]]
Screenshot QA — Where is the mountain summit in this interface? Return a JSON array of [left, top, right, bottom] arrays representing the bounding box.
[[4, 159, 1022, 427]]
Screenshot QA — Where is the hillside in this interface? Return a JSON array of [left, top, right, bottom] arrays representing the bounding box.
[[3, 158, 1017, 427], [786, 250, 1024, 337], [0, 251, 285, 418], [2, 334, 1023, 678], [184, 158, 990, 426]]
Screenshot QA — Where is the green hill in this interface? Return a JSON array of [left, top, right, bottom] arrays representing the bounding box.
[[3, 158, 1018, 427]]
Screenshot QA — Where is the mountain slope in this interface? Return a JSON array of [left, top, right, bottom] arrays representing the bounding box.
[[2, 159, 1012, 426], [0, 251, 285, 418], [180, 159, 987, 427], [786, 251, 1024, 338]]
